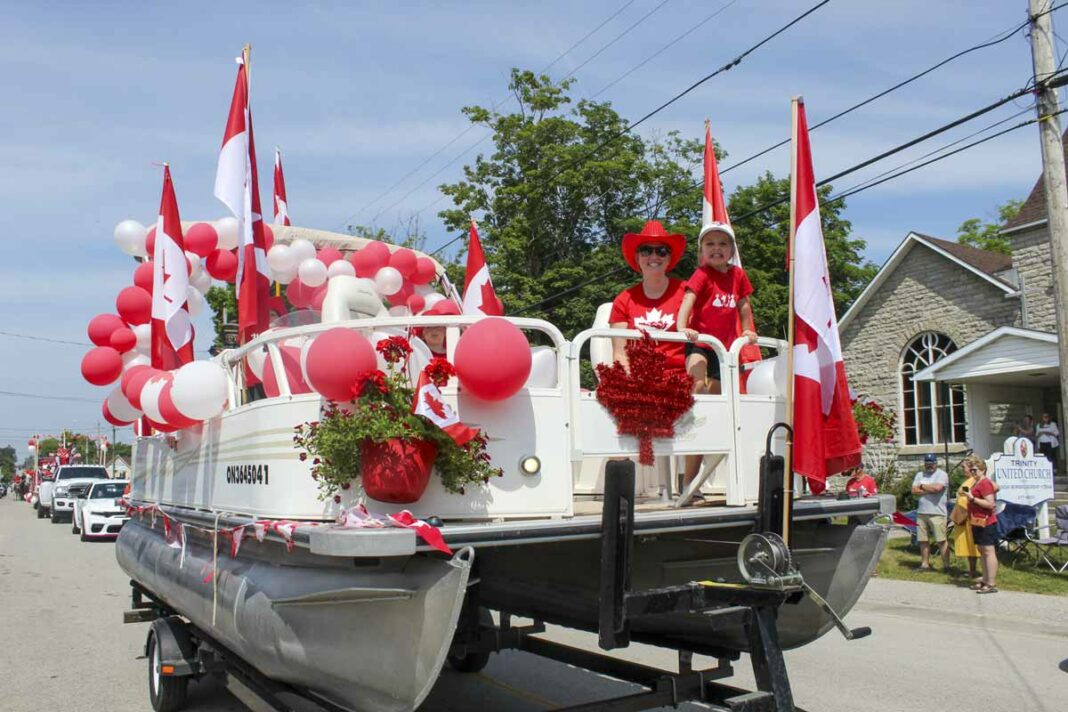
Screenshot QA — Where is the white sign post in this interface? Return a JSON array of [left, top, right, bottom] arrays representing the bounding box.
[[991, 436, 1055, 538]]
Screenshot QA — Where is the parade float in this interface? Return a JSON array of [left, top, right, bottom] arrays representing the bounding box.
[[80, 54, 888, 712]]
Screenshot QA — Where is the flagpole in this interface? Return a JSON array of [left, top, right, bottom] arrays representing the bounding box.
[[783, 96, 802, 549]]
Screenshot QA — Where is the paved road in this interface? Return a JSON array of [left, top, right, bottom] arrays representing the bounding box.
[[2, 496, 1065, 711]]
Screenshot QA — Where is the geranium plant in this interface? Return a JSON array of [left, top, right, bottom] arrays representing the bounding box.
[[293, 336, 502, 502], [852, 396, 896, 445]]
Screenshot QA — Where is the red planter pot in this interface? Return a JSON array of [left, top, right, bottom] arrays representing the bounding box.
[[359, 438, 438, 504]]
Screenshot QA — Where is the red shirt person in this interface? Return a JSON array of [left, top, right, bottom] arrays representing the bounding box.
[[610, 220, 688, 374], [844, 469, 878, 497]]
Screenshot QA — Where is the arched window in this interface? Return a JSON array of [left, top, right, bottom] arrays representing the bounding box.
[[901, 333, 967, 445]]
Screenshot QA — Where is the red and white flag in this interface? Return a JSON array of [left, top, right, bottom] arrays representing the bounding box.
[[461, 219, 503, 316], [411, 371, 479, 446], [702, 119, 739, 266], [214, 49, 270, 347], [273, 147, 290, 226], [789, 99, 862, 493], [151, 165, 195, 370]]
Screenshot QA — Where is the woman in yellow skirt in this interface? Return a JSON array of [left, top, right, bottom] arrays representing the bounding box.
[[952, 456, 993, 578]]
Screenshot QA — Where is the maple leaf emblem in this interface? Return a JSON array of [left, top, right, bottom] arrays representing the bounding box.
[[595, 335, 694, 465], [423, 390, 448, 419], [634, 307, 675, 331], [479, 280, 503, 315]]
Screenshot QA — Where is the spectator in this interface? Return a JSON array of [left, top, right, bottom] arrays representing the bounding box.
[[1014, 414, 1036, 447], [1036, 412, 1060, 473], [952, 456, 985, 579], [965, 458, 999, 594], [911, 453, 950, 571], [844, 467, 878, 497]]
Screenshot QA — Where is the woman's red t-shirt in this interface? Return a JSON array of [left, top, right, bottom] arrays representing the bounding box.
[[685, 265, 753, 349], [968, 477, 998, 526], [609, 279, 687, 372]]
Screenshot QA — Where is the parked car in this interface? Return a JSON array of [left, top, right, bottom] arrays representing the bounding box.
[[41, 466, 109, 523], [72, 480, 129, 541]]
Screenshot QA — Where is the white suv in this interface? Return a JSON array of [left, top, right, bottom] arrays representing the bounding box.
[[41, 466, 109, 523]]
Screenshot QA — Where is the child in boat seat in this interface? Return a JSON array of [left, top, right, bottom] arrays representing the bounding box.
[[413, 301, 462, 356], [676, 222, 757, 489]]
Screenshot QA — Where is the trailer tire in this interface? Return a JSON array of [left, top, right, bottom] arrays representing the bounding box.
[[447, 649, 491, 673], [148, 630, 188, 712]]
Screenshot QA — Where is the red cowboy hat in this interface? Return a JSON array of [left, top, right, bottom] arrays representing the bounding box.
[[621, 220, 686, 273]]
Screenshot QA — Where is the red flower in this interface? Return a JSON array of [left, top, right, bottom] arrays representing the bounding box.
[[376, 335, 413, 365], [352, 370, 388, 397], [425, 357, 456, 388]]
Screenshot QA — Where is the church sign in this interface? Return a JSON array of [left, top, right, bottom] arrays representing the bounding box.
[[991, 436, 1054, 507]]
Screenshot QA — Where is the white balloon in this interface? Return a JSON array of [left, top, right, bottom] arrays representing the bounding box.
[[215, 217, 239, 251], [290, 238, 317, 263], [745, 356, 787, 398], [139, 375, 170, 423], [387, 305, 408, 317], [192, 270, 213, 294], [27, 445, 36, 455], [267, 244, 295, 273], [106, 385, 142, 422], [185, 251, 203, 279], [273, 263, 298, 285], [374, 266, 403, 296], [298, 258, 328, 287], [423, 293, 446, 310], [171, 361, 229, 420], [525, 346, 557, 388], [327, 260, 355, 278], [114, 219, 147, 258], [122, 351, 150, 369], [414, 283, 436, 296], [132, 323, 151, 355], [186, 286, 205, 317]]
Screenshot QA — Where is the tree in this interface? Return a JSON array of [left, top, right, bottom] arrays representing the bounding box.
[[0, 446, 14, 481], [956, 199, 1022, 255], [346, 217, 428, 251], [205, 283, 237, 350], [438, 69, 876, 339]]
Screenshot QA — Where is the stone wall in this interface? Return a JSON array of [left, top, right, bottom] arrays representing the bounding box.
[[1009, 224, 1057, 332], [841, 242, 1021, 476]]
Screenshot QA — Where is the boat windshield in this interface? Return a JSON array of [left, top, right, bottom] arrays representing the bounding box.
[[270, 310, 322, 329]]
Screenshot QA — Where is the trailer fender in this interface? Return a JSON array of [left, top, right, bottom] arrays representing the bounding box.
[[147, 616, 198, 677]]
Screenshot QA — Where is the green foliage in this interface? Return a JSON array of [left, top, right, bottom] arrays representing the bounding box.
[[852, 398, 895, 444], [205, 284, 237, 349], [347, 218, 428, 251], [956, 199, 1022, 255], [293, 342, 502, 501], [0, 446, 15, 480], [437, 68, 876, 339]]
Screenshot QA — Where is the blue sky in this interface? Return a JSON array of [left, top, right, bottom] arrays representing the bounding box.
[[0, 0, 1058, 458]]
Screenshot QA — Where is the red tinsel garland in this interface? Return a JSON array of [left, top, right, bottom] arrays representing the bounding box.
[[595, 334, 694, 465]]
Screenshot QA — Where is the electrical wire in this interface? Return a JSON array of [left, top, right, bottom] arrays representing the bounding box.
[[0, 390, 99, 403], [0, 330, 91, 347]]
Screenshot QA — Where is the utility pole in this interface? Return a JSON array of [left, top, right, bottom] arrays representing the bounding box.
[[1028, 0, 1068, 535]]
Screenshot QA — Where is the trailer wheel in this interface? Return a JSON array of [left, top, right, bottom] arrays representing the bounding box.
[[447, 607, 493, 673], [148, 630, 188, 712]]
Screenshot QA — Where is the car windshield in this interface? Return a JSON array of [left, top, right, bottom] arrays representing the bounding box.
[[57, 467, 109, 480], [90, 483, 126, 499]]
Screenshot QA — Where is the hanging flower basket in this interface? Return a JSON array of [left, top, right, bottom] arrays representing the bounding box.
[[359, 438, 439, 504]]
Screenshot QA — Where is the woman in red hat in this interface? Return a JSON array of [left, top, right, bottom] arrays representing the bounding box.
[[609, 220, 688, 374]]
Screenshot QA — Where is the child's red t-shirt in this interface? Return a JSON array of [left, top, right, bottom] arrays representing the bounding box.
[[685, 265, 753, 349]]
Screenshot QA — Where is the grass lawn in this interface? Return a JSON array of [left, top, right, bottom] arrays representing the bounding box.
[[876, 536, 1068, 596]]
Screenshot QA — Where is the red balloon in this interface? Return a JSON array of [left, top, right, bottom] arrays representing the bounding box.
[[159, 381, 200, 429], [317, 247, 343, 266], [263, 224, 274, 251], [309, 283, 329, 311], [102, 401, 134, 427], [406, 294, 426, 314], [110, 327, 137, 353], [116, 286, 152, 325], [305, 328, 377, 402], [133, 261, 154, 293], [87, 313, 126, 347], [454, 318, 532, 401], [263, 344, 311, 397], [351, 241, 390, 277], [185, 222, 218, 257], [389, 248, 417, 277], [145, 226, 157, 257], [387, 283, 413, 307], [286, 279, 312, 308], [123, 366, 159, 411], [206, 248, 238, 282], [267, 294, 288, 319], [147, 419, 178, 434], [81, 347, 124, 386], [411, 257, 437, 285]]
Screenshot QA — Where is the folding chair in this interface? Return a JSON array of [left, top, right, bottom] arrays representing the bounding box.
[[994, 502, 1039, 569], [1029, 504, 1068, 573]]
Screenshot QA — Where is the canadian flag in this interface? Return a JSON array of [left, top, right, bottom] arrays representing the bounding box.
[[151, 165, 195, 370], [273, 147, 290, 226], [411, 371, 479, 446], [214, 49, 270, 347], [461, 219, 503, 316], [702, 118, 739, 267], [789, 99, 862, 492]]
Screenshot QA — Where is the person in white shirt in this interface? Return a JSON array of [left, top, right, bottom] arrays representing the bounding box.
[[1036, 412, 1060, 474], [912, 454, 950, 571]]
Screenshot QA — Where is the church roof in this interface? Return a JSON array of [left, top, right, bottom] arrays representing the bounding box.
[[909, 233, 1013, 277], [1002, 127, 1068, 231]]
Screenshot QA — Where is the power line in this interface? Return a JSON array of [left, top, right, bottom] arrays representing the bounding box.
[[0, 330, 91, 347], [0, 389, 99, 403], [555, 0, 673, 85], [333, 0, 642, 231]]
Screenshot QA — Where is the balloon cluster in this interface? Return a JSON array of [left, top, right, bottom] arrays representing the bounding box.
[[266, 239, 441, 315]]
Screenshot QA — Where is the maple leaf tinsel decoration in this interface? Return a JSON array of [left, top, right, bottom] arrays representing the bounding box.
[[595, 334, 695, 465]]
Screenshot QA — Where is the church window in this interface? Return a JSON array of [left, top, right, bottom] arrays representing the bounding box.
[[901, 333, 966, 445]]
